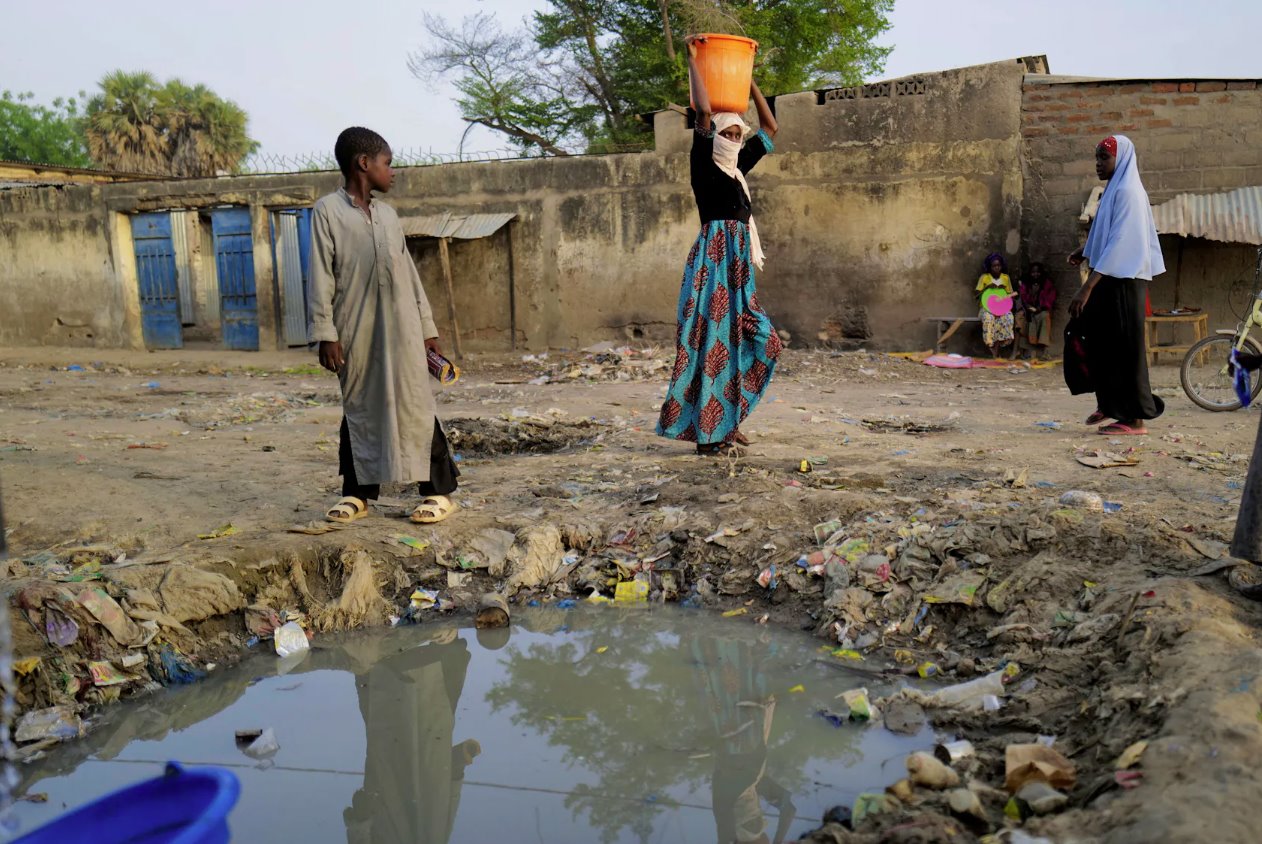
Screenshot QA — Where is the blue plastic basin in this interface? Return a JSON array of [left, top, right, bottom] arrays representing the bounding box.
[[14, 762, 241, 844]]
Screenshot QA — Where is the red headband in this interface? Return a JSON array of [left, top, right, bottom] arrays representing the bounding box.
[[1097, 136, 1118, 157]]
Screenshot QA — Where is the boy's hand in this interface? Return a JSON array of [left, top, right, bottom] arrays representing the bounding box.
[[425, 338, 443, 357], [319, 340, 345, 373]]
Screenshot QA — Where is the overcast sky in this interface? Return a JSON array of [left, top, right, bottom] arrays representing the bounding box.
[[2, 0, 1260, 160]]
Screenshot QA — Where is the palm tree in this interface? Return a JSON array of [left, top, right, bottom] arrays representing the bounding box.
[[85, 71, 258, 177], [85, 71, 166, 174], [159, 80, 257, 177]]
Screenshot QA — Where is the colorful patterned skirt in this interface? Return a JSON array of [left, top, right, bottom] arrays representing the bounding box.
[[980, 308, 1015, 347], [657, 220, 781, 445]]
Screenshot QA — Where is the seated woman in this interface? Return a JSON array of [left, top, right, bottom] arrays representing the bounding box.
[[1017, 262, 1057, 360], [976, 253, 1015, 358]]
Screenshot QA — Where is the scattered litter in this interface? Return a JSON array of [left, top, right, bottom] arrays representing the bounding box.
[[722, 608, 747, 618], [287, 522, 346, 535], [197, 524, 237, 540], [88, 661, 131, 687], [14, 706, 81, 743], [1034, 421, 1062, 430], [614, 580, 649, 604], [1077, 450, 1139, 469], [923, 573, 984, 606], [1059, 490, 1104, 511], [1115, 739, 1148, 769], [77, 587, 146, 647], [273, 622, 310, 658], [935, 740, 975, 764], [1005, 743, 1076, 793], [1012, 781, 1068, 816], [926, 669, 1008, 709], [906, 752, 959, 789], [839, 688, 874, 721], [160, 644, 205, 685], [237, 727, 279, 761], [475, 593, 510, 629]]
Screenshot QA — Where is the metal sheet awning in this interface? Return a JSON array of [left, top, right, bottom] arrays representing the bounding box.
[[400, 212, 516, 240], [1151, 186, 1262, 246]]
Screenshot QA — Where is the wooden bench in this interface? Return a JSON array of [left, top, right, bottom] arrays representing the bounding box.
[[925, 316, 980, 352], [1145, 312, 1208, 365]]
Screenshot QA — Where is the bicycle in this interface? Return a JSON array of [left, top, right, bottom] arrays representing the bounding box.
[[1180, 245, 1262, 411]]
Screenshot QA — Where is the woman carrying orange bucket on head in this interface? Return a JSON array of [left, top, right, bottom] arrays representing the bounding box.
[[656, 34, 781, 457]]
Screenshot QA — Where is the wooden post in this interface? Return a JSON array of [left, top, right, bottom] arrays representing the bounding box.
[[1173, 237, 1185, 309], [505, 223, 517, 351], [436, 236, 463, 359]]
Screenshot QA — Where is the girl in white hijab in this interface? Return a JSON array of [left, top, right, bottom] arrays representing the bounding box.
[[1067, 135, 1166, 435], [656, 35, 781, 457]]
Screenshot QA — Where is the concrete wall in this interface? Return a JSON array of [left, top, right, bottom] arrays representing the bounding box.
[[1021, 78, 1262, 344], [1, 58, 1038, 353], [0, 185, 122, 347]]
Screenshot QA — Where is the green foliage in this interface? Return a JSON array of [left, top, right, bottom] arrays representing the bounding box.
[[0, 91, 92, 168], [415, 0, 893, 156], [84, 71, 258, 177]]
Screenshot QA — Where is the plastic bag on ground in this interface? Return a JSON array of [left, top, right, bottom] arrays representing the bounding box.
[[274, 621, 310, 658]]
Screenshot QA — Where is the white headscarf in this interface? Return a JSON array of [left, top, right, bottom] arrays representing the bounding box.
[[1083, 134, 1166, 281], [711, 112, 766, 269]]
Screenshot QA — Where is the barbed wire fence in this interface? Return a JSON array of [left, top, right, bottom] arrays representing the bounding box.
[[239, 140, 655, 175]]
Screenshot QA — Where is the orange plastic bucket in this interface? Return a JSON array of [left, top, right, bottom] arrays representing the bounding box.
[[691, 33, 758, 115]]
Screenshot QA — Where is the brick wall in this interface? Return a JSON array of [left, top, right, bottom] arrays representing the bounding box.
[[1021, 78, 1262, 340]]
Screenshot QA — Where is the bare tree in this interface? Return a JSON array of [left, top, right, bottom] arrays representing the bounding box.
[[409, 13, 586, 157]]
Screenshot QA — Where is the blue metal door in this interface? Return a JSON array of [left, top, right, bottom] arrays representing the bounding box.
[[131, 212, 183, 349], [272, 208, 313, 346], [211, 207, 259, 350]]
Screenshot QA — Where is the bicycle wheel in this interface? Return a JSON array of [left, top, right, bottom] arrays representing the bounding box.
[[1180, 334, 1262, 411]]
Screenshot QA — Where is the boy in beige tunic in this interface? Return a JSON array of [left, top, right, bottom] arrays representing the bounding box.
[[308, 127, 458, 524]]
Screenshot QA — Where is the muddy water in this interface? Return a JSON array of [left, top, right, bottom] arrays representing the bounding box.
[[10, 608, 933, 843]]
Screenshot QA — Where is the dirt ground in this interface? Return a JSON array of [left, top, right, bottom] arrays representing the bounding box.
[[3, 344, 1262, 844]]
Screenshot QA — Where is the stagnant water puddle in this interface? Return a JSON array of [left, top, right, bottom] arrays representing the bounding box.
[[10, 607, 934, 842]]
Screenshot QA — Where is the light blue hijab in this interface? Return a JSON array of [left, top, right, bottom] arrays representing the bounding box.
[[1083, 135, 1166, 281]]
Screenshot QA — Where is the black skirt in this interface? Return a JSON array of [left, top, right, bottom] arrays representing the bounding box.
[[1083, 277, 1164, 422], [1233, 411, 1262, 562]]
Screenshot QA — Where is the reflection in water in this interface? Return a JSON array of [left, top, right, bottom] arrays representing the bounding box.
[[323, 626, 509, 844], [692, 635, 796, 844], [12, 609, 929, 844]]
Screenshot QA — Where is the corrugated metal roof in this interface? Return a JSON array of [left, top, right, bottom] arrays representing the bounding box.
[[1152, 186, 1262, 246], [400, 212, 516, 240]]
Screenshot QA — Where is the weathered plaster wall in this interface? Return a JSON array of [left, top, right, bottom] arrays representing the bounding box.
[[2, 58, 1036, 352], [1021, 77, 1262, 345], [0, 185, 124, 347]]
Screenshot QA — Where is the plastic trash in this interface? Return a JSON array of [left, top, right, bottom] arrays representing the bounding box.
[[935, 740, 975, 764], [556, 598, 577, 609], [15, 706, 82, 743], [245, 729, 279, 760], [1014, 781, 1068, 815], [1059, 490, 1104, 511], [927, 669, 1007, 708], [839, 689, 873, 721], [160, 644, 206, 685], [273, 622, 310, 658], [614, 580, 649, 604], [1005, 743, 1077, 793], [906, 752, 960, 789], [474, 593, 510, 629]]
